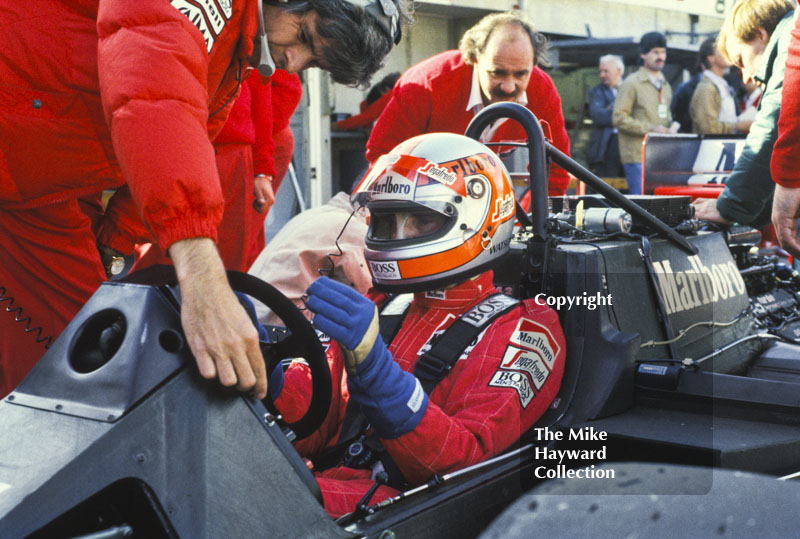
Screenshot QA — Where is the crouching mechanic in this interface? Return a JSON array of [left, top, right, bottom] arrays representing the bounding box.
[[272, 133, 566, 517]]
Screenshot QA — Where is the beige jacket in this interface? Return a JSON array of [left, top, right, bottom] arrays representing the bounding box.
[[613, 68, 673, 163], [689, 74, 739, 134], [248, 192, 372, 326]]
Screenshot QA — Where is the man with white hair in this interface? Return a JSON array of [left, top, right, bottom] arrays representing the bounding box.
[[587, 54, 625, 178]]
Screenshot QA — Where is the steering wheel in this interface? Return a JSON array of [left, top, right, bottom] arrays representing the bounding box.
[[226, 271, 331, 440], [122, 266, 331, 441]]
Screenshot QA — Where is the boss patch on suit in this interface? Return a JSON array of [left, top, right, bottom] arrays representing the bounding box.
[[488, 370, 534, 408], [171, 0, 231, 53]]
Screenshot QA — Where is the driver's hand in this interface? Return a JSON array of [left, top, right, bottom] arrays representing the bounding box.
[[169, 238, 267, 399], [773, 184, 800, 258], [305, 276, 379, 374], [692, 197, 733, 225]]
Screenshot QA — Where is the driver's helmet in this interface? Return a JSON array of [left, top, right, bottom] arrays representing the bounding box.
[[353, 132, 516, 293]]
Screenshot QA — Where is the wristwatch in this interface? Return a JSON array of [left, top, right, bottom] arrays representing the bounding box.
[[98, 245, 127, 278]]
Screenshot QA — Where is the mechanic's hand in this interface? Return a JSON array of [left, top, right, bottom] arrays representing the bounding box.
[[693, 198, 733, 225], [253, 174, 275, 214], [305, 276, 380, 373], [772, 184, 800, 259], [169, 238, 267, 399]]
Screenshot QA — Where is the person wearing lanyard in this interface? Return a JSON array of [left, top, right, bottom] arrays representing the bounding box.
[[613, 31, 675, 195]]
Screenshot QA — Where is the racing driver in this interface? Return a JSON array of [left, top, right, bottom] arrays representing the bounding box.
[[0, 0, 410, 398], [273, 133, 566, 517]]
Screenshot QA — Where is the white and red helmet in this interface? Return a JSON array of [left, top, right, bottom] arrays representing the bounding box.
[[354, 132, 516, 292]]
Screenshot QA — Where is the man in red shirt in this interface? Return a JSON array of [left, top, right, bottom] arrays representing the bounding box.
[[0, 0, 410, 397], [366, 11, 571, 196], [771, 11, 800, 257]]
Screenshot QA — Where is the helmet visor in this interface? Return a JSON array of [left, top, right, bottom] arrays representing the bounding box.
[[369, 206, 451, 242]]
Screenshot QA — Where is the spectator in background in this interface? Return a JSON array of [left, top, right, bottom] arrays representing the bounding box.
[[587, 55, 625, 178], [693, 0, 795, 227], [671, 72, 703, 134], [365, 11, 571, 196], [336, 72, 401, 131], [770, 7, 800, 257], [613, 31, 677, 195], [689, 36, 752, 135]]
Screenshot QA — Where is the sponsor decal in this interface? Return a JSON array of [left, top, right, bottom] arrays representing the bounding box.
[[489, 238, 510, 255], [489, 370, 534, 408], [651, 255, 746, 315], [425, 290, 446, 300], [171, 0, 230, 53], [407, 378, 425, 412], [508, 318, 561, 369], [501, 346, 551, 390], [370, 174, 414, 198], [462, 295, 518, 327], [369, 260, 401, 280], [215, 0, 232, 18], [417, 162, 457, 186], [491, 192, 515, 222]]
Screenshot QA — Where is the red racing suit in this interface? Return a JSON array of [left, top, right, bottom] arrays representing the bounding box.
[[365, 50, 571, 195], [275, 272, 565, 517], [0, 0, 259, 394]]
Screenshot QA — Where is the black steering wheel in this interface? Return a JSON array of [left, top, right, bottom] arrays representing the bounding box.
[[122, 266, 331, 441], [226, 271, 331, 440]]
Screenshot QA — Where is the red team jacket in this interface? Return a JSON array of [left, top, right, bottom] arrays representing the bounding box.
[[276, 272, 565, 514], [772, 14, 800, 188], [0, 0, 260, 251], [365, 50, 571, 195]]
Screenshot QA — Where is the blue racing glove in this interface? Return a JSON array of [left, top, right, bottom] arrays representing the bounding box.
[[305, 277, 428, 438]]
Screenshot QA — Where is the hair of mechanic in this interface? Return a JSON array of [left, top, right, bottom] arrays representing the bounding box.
[[282, 0, 414, 88], [716, 0, 794, 65], [459, 10, 551, 68], [698, 35, 718, 70], [598, 54, 624, 73]]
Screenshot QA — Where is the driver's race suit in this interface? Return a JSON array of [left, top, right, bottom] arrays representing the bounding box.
[[275, 271, 566, 517]]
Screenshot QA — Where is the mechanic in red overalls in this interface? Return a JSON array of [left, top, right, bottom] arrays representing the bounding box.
[[274, 133, 566, 517], [99, 69, 302, 273], [0, 0, 408, 397], [365, 11, 571, 197]]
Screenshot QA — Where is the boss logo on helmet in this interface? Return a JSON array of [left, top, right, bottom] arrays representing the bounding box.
[[371, 175, 414, 197], [369, 260, 401, 280], [417, 163, 457, 186]]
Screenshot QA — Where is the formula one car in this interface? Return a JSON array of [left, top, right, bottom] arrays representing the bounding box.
[[2, 103, 800, 538]]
